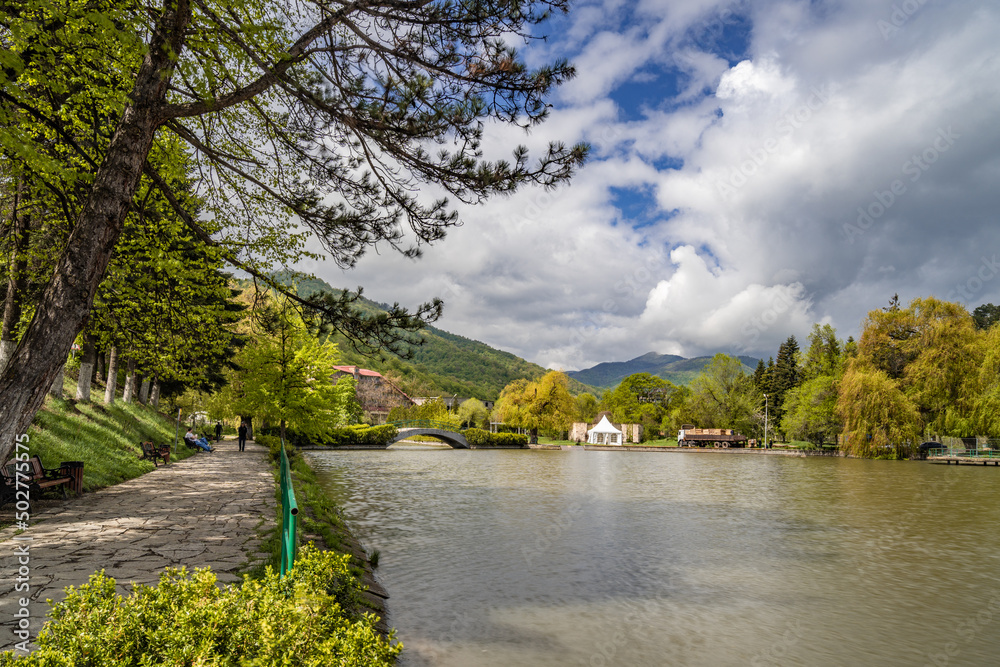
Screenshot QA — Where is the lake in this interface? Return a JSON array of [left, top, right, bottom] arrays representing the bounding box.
[[307, 448, 1000, 666]]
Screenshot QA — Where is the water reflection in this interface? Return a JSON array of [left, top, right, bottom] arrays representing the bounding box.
[[308, 450, 1000, 666]]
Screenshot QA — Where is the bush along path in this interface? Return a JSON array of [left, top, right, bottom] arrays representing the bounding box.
[[0, 439, 275, 654]]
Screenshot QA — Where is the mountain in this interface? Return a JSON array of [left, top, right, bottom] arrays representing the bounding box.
[[567, 352, 761, 388]]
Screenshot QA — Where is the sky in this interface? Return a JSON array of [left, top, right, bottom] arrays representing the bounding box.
[[298, 0, 1000, 371]]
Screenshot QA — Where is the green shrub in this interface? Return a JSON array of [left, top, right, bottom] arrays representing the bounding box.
[[464, 428, 528, 448], [320, 424, 398, 448], [0, 545, 400, 666]]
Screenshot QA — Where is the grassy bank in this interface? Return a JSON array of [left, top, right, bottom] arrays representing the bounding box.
[[21, 395, 196, 493], [255, 437, 390, 621]]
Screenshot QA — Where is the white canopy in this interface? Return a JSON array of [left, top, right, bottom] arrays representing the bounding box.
[[587, 415, 623, 444]]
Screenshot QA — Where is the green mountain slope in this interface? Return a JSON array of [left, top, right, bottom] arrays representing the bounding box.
[[567, 352, 760, 388], [267, 273, 592, 399]]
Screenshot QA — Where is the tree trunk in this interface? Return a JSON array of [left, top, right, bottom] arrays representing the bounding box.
[[150, 379, 161, 409], [104, 347, 120, 405], [139, 377, 151, 404], [0, 178, 28, 373], [49, 364, 65, 398], [0, 1, 192, 462], [95, 349, 105, 384], [76, 334, 97, 401], [122, 357, 138, 403], [241, 416, 254, 441]]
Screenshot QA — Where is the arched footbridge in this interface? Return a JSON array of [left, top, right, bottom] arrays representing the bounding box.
[[388, 420, 470, 449]]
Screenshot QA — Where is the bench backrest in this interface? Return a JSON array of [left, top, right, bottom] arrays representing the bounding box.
[[1, 461, 17, 486], [141, 441, 154, 455], [29, 456, 45, 480]]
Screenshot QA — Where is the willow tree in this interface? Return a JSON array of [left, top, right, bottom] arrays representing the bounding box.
[[0, 0, 587, 461], [836, 366, 920, 459], [495, 371, 575, 440]]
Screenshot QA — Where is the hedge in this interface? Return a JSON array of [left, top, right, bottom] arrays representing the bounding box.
[[319, 424, 398, 448], [463, 428, 528, 448], [258, 425, 398, 448], [0, 545, 400, 666]]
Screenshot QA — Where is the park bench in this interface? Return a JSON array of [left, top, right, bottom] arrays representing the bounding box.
[[1, 455, 73, 503], [139, 441, 171, 466]]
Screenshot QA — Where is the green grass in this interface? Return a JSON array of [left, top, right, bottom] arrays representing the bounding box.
[[24, 394, 196, 493]]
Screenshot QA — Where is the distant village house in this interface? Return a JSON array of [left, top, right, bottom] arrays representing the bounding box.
[[332, 366, 414, 424]]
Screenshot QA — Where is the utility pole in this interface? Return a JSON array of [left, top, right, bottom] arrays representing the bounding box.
[[764, 394, 769, 449]]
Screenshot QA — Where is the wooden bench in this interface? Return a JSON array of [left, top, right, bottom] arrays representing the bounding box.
[[139, 441, 171, 466], [1, 455, 73, 503]]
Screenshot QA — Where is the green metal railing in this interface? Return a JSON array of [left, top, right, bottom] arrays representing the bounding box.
[[928, 447, 1000, 458], [279, 438, 299, 577], [388, 419, 464, 431]]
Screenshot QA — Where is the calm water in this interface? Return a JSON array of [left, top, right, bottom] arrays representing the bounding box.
[[307, 449, 1000, 666]]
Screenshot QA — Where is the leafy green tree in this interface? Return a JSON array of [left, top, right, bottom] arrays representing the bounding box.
[[599, 373, 680, 440], [685, 354, 762, 437], [457, 398, 489, 429], [780, 375, 840, 446], [972, 325, 1000, 436], [331, 376, 364, 427], [574, 392, 599, 423], [972, 303, 1000, 330], [800, 324, 842, 381], [780, 324, 845, 445], [217, 296, 344, 441], [0, 0, 588, 461], [495, 371, 575, 440], [840, 297, 985, 453], [769, 336, 800, 436], [837, 365, 920, 459]]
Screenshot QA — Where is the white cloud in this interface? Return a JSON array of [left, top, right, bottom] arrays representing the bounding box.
[[304, 0, 1000, 374]]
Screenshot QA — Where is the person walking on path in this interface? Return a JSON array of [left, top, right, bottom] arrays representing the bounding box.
[[215, 421, 223, 442], [238, 422, 247, 452]]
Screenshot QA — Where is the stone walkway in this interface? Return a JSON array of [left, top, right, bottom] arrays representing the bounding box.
[[0, 439, 275, 651]]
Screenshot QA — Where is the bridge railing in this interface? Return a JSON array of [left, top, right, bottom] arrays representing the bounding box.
[[388, 419, 464, 431]]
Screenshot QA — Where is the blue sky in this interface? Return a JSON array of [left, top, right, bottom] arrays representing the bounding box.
[[302, 0, 1000, 370]]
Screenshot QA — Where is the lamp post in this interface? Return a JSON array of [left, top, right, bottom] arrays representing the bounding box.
[[763, 394, 769, 449]]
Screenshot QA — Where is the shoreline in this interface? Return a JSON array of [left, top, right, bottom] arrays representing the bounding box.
[[529, 444, 845, 456]]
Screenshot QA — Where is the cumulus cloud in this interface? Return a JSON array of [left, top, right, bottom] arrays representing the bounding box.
[[305, 0, 1000, 372]]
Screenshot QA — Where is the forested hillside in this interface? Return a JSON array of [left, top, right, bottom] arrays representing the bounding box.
[[271, 274, 591, 399], [567, 351, 760, 388]]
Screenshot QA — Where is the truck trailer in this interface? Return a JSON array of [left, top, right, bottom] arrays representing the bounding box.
[[677, 425, 749, 448]]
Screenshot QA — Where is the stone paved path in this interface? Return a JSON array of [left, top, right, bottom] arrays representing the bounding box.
[[0, 439, 275, 651]]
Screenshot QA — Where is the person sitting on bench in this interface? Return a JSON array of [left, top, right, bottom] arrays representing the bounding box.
[[184, 428, 214, 452]]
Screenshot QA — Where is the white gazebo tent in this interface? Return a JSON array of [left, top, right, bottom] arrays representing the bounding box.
[[587, 415, 624, 445]]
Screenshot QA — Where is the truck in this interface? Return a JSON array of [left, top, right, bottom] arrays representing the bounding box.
[[677, 425, 749, 448]]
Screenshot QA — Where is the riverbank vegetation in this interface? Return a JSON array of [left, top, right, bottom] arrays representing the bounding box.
[[494, 296, 1000, 459], [0, 546, 399, 667]]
